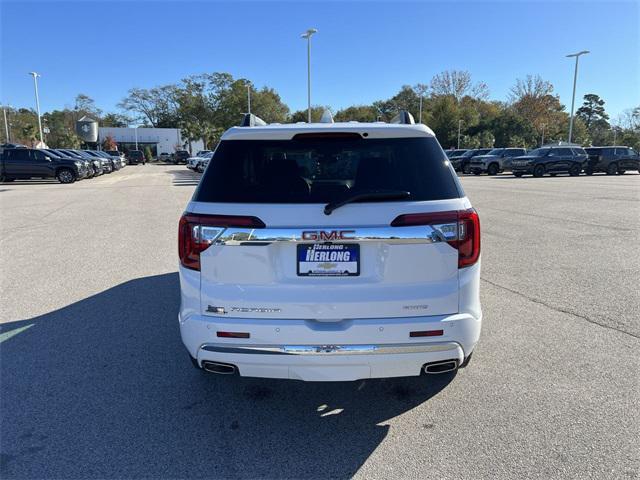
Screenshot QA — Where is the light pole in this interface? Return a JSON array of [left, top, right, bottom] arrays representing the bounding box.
[[135, 125, 141, 150], [300, 28, 318, 123], [28, 72, 44, 146], [247, 84, 251, 114], [457, 120, 463, 149], [566, 50, 589, 143], [1, 104, 11, 142]]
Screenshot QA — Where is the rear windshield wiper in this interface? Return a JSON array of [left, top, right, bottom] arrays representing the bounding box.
[[324, 190, 411, 215]]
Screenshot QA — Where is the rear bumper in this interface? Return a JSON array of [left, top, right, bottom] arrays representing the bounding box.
[[179, 312, 481, 381]]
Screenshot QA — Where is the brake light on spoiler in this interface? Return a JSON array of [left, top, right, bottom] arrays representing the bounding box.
[[178, 214, 266, 271], [391, 209, 481, 268]]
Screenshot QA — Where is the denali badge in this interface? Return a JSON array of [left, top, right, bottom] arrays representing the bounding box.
[[301, 230, 356, 241]]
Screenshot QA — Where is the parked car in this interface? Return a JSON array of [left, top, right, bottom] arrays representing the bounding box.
[[84, 150, 117, 172], [451, 148, 493, 173], [158, 152, 172, 162], [92, 150, 122, 171], [0, 143, 27, 155], [186, 155, 201, 170], [510, 146, 588, 177], [584, 146, 640, 175], [468, 148, 527, 175], [445, 149, 467, 159], [178, 111, 481, 381], [0, 148, 88, 183], [72, 150, 112, 173], [195, 150, 213, 157], [126, 150, 145, 165], [106, 150, 127, 168], [195, 152, 213, 172], [47, 149, 102, 177], [174, 150, 190, 164]]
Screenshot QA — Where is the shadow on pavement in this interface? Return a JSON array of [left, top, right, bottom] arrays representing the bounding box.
[[168, 169, 201, 187], [0, 273, 454, 479]]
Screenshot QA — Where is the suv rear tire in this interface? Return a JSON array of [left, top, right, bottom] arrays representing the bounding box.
[[487, 163, 499, 176], [569, 164, 581, 176], [606, 163, 618, 175], [533, 165, 545, 178], [56, 168, 76, 184], [513, 172, 523, 177]]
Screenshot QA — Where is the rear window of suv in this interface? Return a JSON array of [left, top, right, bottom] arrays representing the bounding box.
[[195, 137, 461, 203]]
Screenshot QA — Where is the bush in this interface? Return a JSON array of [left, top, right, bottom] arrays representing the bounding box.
[[144, 146, 153, 162]]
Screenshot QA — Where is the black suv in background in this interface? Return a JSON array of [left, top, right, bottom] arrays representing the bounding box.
[[511, 146, 588, 177], [584, 146, 640, 175], [450, 148, 493, 173], [126, 150, 145, 165], [174, 150, 190, 164], [0, 148, 87, 183]]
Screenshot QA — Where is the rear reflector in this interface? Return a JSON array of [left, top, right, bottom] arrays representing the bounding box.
[[179, 213, 266, 271], [390, 209, 480, 268], [216, 331, 250, 338], [410, 330, 444, 337]]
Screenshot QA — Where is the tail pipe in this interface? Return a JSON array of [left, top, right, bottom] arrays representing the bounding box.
[[201, 361, 237, 375], [423, 359, 459, 374]]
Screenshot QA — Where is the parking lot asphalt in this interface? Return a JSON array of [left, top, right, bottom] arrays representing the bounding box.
[[1, 166, 638, 479]]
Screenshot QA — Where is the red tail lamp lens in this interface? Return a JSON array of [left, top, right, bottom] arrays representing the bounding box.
[[178, 213, 266, 271]]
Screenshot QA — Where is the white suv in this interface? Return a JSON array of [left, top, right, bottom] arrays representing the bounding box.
[[178, 112, 482, 382]]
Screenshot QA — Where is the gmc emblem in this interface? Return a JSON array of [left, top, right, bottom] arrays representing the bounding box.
[[301, 230, 356, 241]]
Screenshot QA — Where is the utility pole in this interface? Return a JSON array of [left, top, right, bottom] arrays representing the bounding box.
[[457, 120, 463, 149], [247, 85, 251, 114]]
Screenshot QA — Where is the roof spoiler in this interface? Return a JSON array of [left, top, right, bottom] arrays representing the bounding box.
[[390, 110, 415, 125], [240, 113, 267, 127]]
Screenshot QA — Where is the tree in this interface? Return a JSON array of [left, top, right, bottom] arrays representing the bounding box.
[[431, 70, 489, 101], [509, 75, 567, 144], [576, 94, 609, 129], [21, 124, 39, 147], [102, 135, 117, 150], [74, 94, 102, 119], [101, 113, 130, 127], [144, 146, 153, 162], [118, 85, 179, 127], [373, 85, 421, 121], [290, 106, 330, 123], [334, 105, 379, 122]]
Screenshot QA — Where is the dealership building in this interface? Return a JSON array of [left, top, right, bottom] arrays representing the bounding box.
[[97, 127, 204, 156]]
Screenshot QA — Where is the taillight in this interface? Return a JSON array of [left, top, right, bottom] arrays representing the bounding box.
[[178, 213, 266, 271], [390, 209, 480, 268]]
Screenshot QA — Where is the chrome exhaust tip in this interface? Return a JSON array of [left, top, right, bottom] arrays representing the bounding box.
[[202, 361, 237, 375], [423, 360, 459, 374]]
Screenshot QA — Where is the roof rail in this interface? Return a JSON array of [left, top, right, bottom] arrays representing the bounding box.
[[240, 113, 267, 127], [390, 110, 415, 125]]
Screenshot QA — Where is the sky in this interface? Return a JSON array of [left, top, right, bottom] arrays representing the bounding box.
[[1, 0, 639, 121]]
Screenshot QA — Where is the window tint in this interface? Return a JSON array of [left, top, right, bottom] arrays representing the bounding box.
[[9, 149, 30, 161], [572, 148, 586, 155], [603, 148, 616, 156], [195, 137, 461, 204], [615, 148, 628, 155], [556, 148, 573, 155]]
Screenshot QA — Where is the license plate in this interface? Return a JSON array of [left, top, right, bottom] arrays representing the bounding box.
[[297, 244, 360, 276]]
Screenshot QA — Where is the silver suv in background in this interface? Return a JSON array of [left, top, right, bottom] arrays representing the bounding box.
[[468, 148, 527, 175]]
